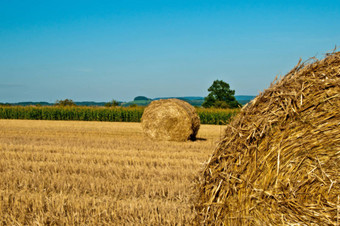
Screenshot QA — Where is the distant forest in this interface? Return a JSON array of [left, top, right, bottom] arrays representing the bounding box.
[[0, 95, 255, 107]]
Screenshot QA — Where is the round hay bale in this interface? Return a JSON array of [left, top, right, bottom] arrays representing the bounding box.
[[195, 52, 340, 225], [141, 99, 200, 141]]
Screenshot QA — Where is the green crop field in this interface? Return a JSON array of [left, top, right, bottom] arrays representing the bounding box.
[[0, 106, 240, 125]]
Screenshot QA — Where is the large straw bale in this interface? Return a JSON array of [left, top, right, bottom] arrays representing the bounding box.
[[141, 99, 200, 141], [195, 51, 340, 225]]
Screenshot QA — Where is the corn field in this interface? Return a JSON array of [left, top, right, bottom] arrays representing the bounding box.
[[197, 108, 239, 125], [0, 106, 239, 125]]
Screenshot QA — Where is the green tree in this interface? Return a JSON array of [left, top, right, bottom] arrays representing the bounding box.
[[55, 99, 76, 107], [202, 80, 241, 108], [105, 99, 120, 107]]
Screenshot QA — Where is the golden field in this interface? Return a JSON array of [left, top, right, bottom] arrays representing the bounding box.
[[0, 119, 224, 225]]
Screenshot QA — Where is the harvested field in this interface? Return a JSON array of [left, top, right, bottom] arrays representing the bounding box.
[[0, 119, 223, 225]]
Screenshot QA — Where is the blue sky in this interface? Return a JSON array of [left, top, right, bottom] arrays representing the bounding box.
[[0, 0, 339, 102]]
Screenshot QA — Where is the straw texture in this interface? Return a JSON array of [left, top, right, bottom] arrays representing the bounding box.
[[195, 51, 340, 225], [141, 99, 200, 141]]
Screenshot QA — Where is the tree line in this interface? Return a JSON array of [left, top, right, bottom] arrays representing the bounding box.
[[1, 80, 241, 109]]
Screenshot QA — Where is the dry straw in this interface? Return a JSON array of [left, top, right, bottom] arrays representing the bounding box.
[[141, 99, 200, 141], [195, 51, 340, 225]]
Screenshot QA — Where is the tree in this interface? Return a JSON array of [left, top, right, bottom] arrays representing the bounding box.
[[55, 99, 76, 107], [202, 80, 241, 108], [105, 99, 120, 107]]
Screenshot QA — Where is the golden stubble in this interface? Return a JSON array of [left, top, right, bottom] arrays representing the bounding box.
[[0, 119, 223, 225]]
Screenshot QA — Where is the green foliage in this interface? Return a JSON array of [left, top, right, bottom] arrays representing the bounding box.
[[196, 108, 240, 125], [105, 99, 120, 107], [0, 103, 12, 106], [184, 99, 204, 107], [0, 106, 240, 125], [55, 99, 76, 107], [0, 106, 144, 122], [121, 100, 152, 107], [202, 80, 241, 109]]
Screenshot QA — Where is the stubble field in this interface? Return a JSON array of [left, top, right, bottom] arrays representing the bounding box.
[[0, 119, 224, 225]]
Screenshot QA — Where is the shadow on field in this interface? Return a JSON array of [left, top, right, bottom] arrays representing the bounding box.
[[192, 137, 207, 141]]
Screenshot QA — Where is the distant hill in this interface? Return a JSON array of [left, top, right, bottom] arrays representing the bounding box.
[[121, 100, 152, 107], [122, 95, 255, 107], [1, 102, 54, 106], [234, 95, 256, 105], [134, 96, 151, 101], [1, 95, 255, 107], [74, 101, 107, 106], [0, 101, 108, 107], [153, 96, 204, 101]]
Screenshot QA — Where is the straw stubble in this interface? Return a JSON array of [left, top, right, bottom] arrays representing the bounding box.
[[141, 99, 200, 142], [195, 51, 340, 225]]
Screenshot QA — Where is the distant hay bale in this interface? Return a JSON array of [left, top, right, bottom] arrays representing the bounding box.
[[195, 52, 340, 225], [141, 99, 200, 141]]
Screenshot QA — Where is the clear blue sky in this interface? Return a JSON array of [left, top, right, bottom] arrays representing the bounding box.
[[1, 0, 339, 102]]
